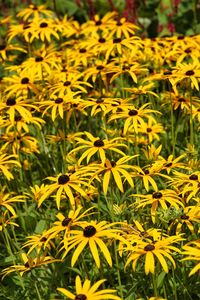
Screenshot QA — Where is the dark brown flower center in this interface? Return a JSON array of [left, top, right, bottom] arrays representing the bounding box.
[[122, 65, 130, 71], [95, 20, 102, 26], [178, 97, 186, 102], [98, 38, 106, 43], [0, 44, 6, 51], [64, 80, 71, 86], [23, 24, 30, 30], [146, 128, 152, 133], [144, 244, 155, 251], [15, 115, 22, 121], [40, 237, 47, 242], [110, 160, 116, 167], [143, 169, 150, 175], [117, 21, 122, 26], [21, 77, 29, 84], [79, 48, 86, 53], [24, 262, 30, 268], [96, 65, 104, 70], [96, 98, 104, 103], [62, 217, 72, 226], [180, 214, 189, 220], [113, 38, 122, 43], [55, 97, 63, 104], [75, 294, 87, 300], [58, 174, 70, 185], [83, 225, 96, 237], [94, 139, 104, 147], [40, 22, 48, 28], [163, 71, 172, 75], [185, 70, 194, 76], [6, 97, 16, 106], [128, 109, 138, 116], [35, 56, 43, 62], [185, 48, 191, 54], [164, 162, 172, 167], [152, 191, 163, 199], [189, 174, 198, 180]]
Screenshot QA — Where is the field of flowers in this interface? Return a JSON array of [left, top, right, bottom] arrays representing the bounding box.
[[0, 1, 200, 299]]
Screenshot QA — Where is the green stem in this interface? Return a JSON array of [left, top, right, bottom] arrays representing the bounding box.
[[114, 240, 124, 300], [189, 84, 194, 147], [152, 273, 158, 297]]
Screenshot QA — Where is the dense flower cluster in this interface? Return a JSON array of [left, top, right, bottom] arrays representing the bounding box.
[[0, 3, 200, 300]]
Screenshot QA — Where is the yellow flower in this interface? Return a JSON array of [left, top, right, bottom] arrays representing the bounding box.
[[124, 235, 183, 274], [1, 252, 60, 279], [0, 42, 26, 61], [0, 188, 25, 216], [171, 59, 200, 91], [1, 132, 39, 154], [133, 189, 184, 223], [108, 103, 160, 134], [169, 206, 200, 234], [0, 96, 37, 124], [0, 210, 19, 231], [21, 45, 60, 78], [37, 172, 89, 209], [70, 131, 127, 165], [0, 152, 21, 180], [27, 18, 60, 43], [57, 275, 121, 300], [181, 241, 200, 276], [61, 220, 125, 267], [3, 71, 39, 98], [17, 4, 54, 21], [44, 206, 95, 249], [91, 156, 139, 194], [22, 232, 54, 255]]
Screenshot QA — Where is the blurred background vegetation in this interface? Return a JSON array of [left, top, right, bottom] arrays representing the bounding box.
[[0, 0, 200, 37]]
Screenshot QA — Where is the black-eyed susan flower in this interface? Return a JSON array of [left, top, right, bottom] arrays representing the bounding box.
[[0, 152, 21, 180], [171, 58, 200, 91], [159, 154, 187, 174], [133, 189, 184, 223], [0, 210, 19, 231], [57, 275, 121, 300], [61, 220, 125, 267], [131, 163, 169, 192], [108, 103, 160, 134], [0, 188, 25, 216], [81, 11, 117, 37], [3, 71, 39, 98], [1, 132, 39, 154], [0, 41, 26, 61], [1, 252, 60, 278], [44, 206, 95, 248], [48, 72, 92, 97], [21, 45, 60, 78], [137, 119, 165, 143], [107, 16, 139, 38], [91, 156, 139, 194], [70, 131, 127, 165], [28, 18, 60, 43], [17, 4, 54, 21], [110, 62, 147, 84], [39, 94, 84, 122], [169, 205, 200, 234], [0, 96, 37, 124], [124, 234, 183, 274], [22, 232, 54, 255], [181, 241, 200, 276], [37, 172, 89, 209]]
